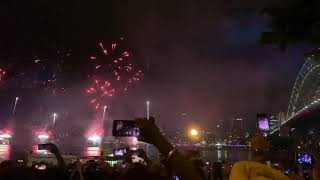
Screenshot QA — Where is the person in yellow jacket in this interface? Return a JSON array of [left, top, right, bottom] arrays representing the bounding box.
[[229, 161, 291, 180]]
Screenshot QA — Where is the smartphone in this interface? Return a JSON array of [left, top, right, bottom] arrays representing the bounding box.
[[38, 144, 50, 150], [257, 113, 270, 131], [131, 155, 146, 165], [283, 169, 290, 176], [35, 163, 46, 170], [112, 120, 140, 137], [296, 153, 314, 165], [113, 148, 127, 157], [173, 172, 180, 180]]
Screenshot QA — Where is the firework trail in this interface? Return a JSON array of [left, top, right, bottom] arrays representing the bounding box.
[[0, 68, 6, 81]]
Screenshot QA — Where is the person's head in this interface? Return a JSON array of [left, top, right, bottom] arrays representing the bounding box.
[[149, 163, 161, 173], [252, 149, 268, 163], [0, 160, 15, 169], [191, 159, 203, 169], [84, 170, 104, 180], [119, 163, 160, 180], [0, 167, 33, 180], [149, 162, 168, 177], [83, 161, 105, 180]]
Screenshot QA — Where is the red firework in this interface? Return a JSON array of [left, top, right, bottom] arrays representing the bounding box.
[[86, 79, 115, 110], [89, 38, 143, 93]]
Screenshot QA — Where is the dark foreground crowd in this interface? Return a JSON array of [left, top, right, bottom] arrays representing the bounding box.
[[0, 118, 316, 180]]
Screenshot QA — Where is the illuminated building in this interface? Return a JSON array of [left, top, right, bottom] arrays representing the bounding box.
[[269, 114, 280, 133], [231, 117, 244, 137]]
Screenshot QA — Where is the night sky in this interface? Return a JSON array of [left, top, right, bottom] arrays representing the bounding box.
[[0, 0, 310, 131]]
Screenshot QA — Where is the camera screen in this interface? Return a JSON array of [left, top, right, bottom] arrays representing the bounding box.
[[114, 148, 127, 156], [112, 120, 140, 137], [297, 153, 314, 165], [257, 114, 269, 131], [35, 164, 46, 170]]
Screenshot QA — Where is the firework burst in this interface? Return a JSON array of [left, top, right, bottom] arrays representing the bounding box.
[[86, 79, 115, 110], [89, 38, 143, 93]]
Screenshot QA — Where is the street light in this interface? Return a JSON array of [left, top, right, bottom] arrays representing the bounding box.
[[190, 129, 198, 136], [188, 128, 200, 149]]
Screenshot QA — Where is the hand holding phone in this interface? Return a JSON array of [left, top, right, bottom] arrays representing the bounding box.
[[135, 117, 169, 147]]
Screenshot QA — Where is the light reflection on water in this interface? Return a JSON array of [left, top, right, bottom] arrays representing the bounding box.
[[85, 147, 101, 157], [0, 145, 10, 160], [201, 148, 249, 162]]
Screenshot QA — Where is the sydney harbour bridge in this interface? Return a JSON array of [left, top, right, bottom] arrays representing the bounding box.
[[281, 49, 320, 132]]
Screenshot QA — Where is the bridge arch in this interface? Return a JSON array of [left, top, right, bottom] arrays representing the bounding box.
[[287, 50, 320, 121]]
